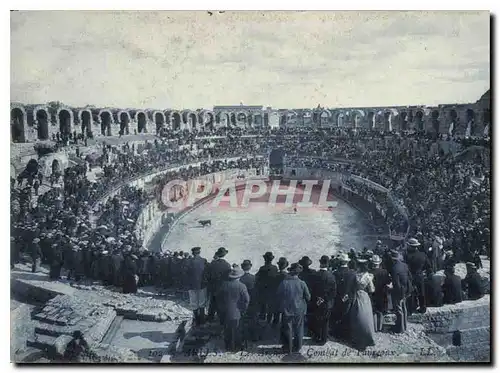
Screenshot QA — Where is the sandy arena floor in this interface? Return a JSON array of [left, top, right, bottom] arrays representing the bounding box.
[[163, 189, 378, 269]]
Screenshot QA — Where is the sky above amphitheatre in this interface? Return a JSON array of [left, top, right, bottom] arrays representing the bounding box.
[[11, 11, 490, 109]]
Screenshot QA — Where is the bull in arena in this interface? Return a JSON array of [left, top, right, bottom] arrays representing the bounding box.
[[198, 219, 212, 227]]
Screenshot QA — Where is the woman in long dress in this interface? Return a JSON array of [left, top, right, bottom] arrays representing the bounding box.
[[348, 259, 376, 350]]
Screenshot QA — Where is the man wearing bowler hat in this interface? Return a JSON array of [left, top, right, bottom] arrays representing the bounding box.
[[310, 255, 336, 345], [255, 251, 278, 323], [206, 247, 231, 324], [277, 263, 311, 354], [217, 265, 250, 352], [186, 247, 209, 326], [240, 259, 257, 343]]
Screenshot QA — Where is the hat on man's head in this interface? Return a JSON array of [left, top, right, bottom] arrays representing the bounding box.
[[299, 256, 312, 267], [407, 238, 421, 247], [216, 247, 228, 257], [390, 250, 401, 260], [371, 255, 383, 265], [191, 246, 201, 254], [338, 253, 350, 263], [263, 251, 275, 261], [288, 263, 303, 275], [228, 265, 244, 279], [277, 257, 289, 270], [466, 262, 477, 269], [241, 260, 252, 271], [319, 255, 330, 266]]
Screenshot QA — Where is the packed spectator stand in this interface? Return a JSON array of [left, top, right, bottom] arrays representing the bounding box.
[[11, 126, 490, 352]]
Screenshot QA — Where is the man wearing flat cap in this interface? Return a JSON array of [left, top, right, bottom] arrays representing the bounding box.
[[276, 263, 311, 354], [310, 255, 336, 345], [255, 251, 279, 324], [216, 265, 250, 352], [206, 247, 231, 324], [186, 247, 209, 326]]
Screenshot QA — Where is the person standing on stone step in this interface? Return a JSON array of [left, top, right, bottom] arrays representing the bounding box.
[[186, 247, 208, 326]]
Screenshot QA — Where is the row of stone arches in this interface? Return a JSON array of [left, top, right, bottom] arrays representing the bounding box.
[[279, 107, 489, 135]]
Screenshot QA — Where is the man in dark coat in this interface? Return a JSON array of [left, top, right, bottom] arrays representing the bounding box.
[[310, 255, 336, 345], [442, 265, 463, 305], [406, 238, 430, 314], [216, 265, 250, 352], [240, 259, 257, 343], [255, 251, 278, 323], [390, 250, 413, 333], [10, 237, 19, 270], [276, 263, 311, 354], [331, 253, 357, 340], [298, 255, 317, 335], [370, 254, 391, 332], [206, 247, 231, 324], [186, 247, 208, 326], [462, 263, 484, 300], [123, 254, 138, 294]]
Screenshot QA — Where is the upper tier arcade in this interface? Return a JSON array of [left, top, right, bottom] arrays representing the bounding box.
[[10, 91, 490, 143]]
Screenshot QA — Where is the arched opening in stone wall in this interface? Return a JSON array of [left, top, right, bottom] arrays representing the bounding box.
[[236, 112, 247, 128], [154, 113, 165, 134], [383, 112, 392, 132], [466, 108, 476, 136], [58, 109, 72, 135], [81, 110, 92, 136], [52, 159, 61, 175], [100, 111, 112, 136], [120, 112, 130, 135], [216, 112, 230, 127], [367, 112, 375, 129], [137, 112, 147, 133], [415, 111, 424, 131], [35, 108, 49, 140], [172, 112, 182, 131], [187, 113, 197, 130], [431, 110, 440, 134], [253, 113, 263, 126], [400, 111, 408, 131], [320, 111, 330, 127], [482, 108, 491, 125], [202, 112, 215, 131], [407, 110, 414, 126], [11, 108, 25, 143], [337, 113, 345, 127]]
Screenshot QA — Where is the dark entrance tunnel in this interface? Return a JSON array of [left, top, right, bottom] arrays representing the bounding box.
[[36, 109, 49, 140], [11, 108, 25, 143]]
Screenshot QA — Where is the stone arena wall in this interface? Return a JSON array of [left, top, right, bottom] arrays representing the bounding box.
[[409, 295, 490, 362]]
